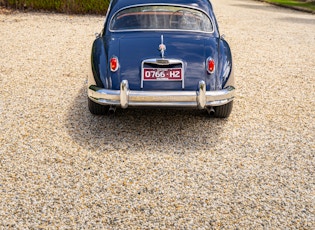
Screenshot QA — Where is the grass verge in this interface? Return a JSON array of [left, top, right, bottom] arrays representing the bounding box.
[[263, 0, 315, 13], [1, 0, 314, 14], [0, 0, 110, 14]]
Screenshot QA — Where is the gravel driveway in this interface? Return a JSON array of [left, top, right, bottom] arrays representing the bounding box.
[[0, 0, 314, 228]]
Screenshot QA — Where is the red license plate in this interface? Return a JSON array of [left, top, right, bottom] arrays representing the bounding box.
[[143, 68, 182, 81]]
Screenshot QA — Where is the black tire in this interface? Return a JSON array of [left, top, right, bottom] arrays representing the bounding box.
[[212, 101, 233, 118], [88, 98, 109, 115]]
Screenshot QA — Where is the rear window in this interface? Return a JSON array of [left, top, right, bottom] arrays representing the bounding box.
[[110, 5, 213, 32]]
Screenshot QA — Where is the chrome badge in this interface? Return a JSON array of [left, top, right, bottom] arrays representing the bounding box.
[[159, 35, 166, 58]]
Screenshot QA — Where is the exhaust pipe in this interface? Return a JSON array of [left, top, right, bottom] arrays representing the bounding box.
[[108, 106, 116, 116], [207, 107, 215, 116]]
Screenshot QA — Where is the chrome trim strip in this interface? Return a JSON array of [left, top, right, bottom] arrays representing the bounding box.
[[110, 28, 214, 34], [88, 80, 235, 109], [159, 35, 166, 58], [143, 58, 183, 65], [109, 3, 215, 34]]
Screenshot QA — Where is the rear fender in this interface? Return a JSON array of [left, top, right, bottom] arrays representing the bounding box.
[[218, 37, 234, 89], [90, 37, 108, 88]]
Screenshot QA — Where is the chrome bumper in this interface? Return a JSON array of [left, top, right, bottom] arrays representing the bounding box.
[[88, 80, 235, 109]]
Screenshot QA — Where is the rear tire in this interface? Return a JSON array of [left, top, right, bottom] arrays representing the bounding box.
[[212, 101, 233, 118], [88, 98, 109, 115]]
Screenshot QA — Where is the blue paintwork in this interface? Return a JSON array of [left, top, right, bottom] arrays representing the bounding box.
[[91, 0, 233, 92]]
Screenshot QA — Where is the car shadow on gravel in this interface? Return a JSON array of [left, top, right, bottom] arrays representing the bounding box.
[[66, 87, 228, 153]]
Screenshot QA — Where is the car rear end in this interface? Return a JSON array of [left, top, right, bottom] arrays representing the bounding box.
[[88, 1, 235, 117]]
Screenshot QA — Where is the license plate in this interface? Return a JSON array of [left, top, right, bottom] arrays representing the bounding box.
[[143, 68, 182, 81]]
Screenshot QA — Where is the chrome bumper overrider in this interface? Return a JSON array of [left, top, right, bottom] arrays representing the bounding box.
[[88, 80, 235, 109]]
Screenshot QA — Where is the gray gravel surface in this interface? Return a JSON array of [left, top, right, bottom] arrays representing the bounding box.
[[0, 0, 314, 228]]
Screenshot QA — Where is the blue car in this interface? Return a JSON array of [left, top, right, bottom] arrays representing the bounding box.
[[88, 0, 235, 117]]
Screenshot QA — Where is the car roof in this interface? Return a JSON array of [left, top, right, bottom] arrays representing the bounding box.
[[108, 0, 213, 14]]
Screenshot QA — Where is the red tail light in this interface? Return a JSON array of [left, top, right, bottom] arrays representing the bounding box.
[[110, 57, 119, 72], [206, 58, 215, 74]]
